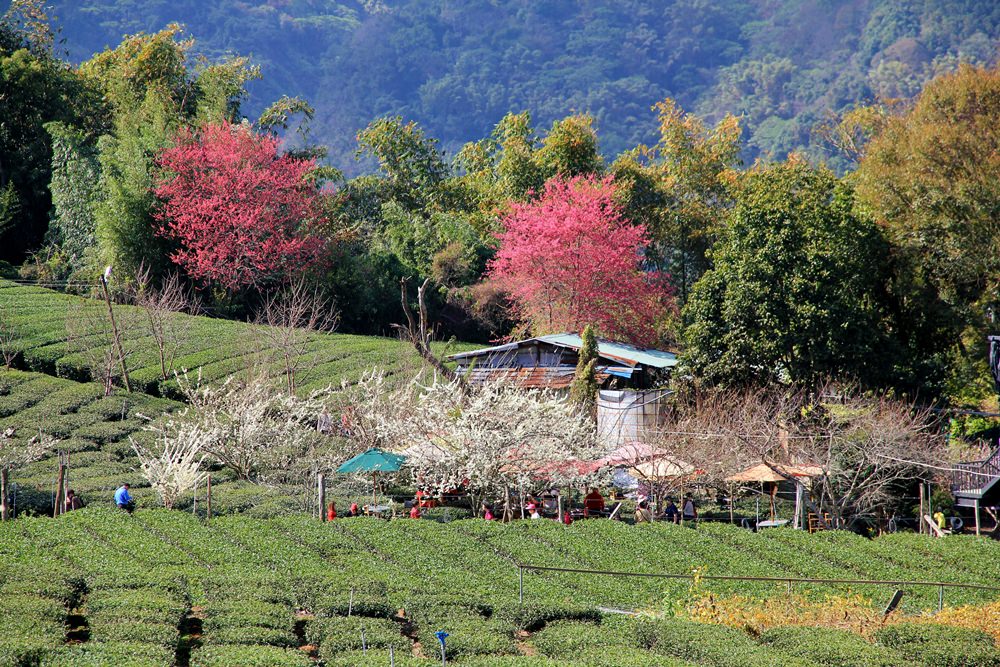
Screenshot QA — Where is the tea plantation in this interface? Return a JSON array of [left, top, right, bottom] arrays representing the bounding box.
[[4, 282, 1000, 666], [2, 509, 1000, 667], [0, 280, 474, 398]]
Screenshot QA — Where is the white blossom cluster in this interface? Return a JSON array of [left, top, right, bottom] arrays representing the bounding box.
[[353, 371, 601, 514]]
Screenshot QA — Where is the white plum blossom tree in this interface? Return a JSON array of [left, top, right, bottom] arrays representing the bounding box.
[[131, 419, 211, 509], [353, 371, 600, 517], [174, 371, 337, 480]]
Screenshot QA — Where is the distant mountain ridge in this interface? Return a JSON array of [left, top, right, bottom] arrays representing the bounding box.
[[44, 0, 1000, 173]]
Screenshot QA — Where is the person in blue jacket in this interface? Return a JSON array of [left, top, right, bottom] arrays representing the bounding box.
[[114, 483, 134, 513]]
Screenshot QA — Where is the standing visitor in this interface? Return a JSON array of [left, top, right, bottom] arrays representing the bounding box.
[[634, 499, 652, 524], [663, 497, 679, 524], [114, 484, 134, 513], [682, 494, 697, 524]]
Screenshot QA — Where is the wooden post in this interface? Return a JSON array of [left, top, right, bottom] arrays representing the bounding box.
[[318, 472, 326, 521], [99, 274, 131, 393], [0, 468, 8, 521], [792, 482, 803, 530], [54, 458, 65, 518], [206, 474, 212, 523], [729, 483, 734, 525], [557, 491, 562, 522], [975, 498, 981, 537], [918, 483, 925, 535]]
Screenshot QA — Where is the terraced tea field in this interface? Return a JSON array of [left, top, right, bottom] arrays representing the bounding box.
[[2, 510, 1000, 666], [0, 280, 474, 398]]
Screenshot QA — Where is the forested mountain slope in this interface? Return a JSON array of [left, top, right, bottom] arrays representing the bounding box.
[[44, 0, 1000, 173]]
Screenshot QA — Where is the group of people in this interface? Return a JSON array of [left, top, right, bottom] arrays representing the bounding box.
[[326, 500, 361, 520], [635, 494, 698, 524]]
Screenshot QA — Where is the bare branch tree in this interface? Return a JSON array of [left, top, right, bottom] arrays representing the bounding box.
[[174, 371, 338, 480], [797, 391, 943, 528], [253, 280, 338, 395], [134, 268, 195, 382], [649, 385, 945, 528], [0, 303, 19, 369], [65, 297, 139, 396], [0, 427, 58, 520], [352, 371, 599, 517], [394, 278, 462, 384]]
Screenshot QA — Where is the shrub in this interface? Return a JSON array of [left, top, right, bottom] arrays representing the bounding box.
[[635, 618, 814, 667], [189, 644, 314, 667], [88, 621, 179, 648], [320, 650, 436, 667], [307, 616, 407, 655], [200, 625, 296, 648], [312, 594, 393, 619], [0, 641, 53, 667], [531, 620, 631, 657], [202, 601, 292, 632], [40, 642, 175, 667], [875, 623, 1000, 667], [492, 603, 601, 632], [759, 625, 906, 667]]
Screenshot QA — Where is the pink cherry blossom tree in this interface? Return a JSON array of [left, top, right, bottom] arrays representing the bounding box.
[[488, 175, 673, 347]]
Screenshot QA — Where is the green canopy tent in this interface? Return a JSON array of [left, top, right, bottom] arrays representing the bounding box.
[[337, 448, 406, 504]]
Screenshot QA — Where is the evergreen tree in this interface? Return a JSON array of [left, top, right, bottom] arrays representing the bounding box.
[[571, 324, 600, 412]]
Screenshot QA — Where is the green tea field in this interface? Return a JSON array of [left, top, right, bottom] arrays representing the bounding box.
[[2, 509, 1000, 667], [0, 280, 473, 398]]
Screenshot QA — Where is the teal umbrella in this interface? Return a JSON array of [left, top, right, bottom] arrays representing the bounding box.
[[338, 448, 407, 504]]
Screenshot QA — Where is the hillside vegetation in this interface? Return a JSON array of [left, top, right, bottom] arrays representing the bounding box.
[[2, 508, 999, 666], [47, 0, 1000, 172], [0, 280, 472, 398]]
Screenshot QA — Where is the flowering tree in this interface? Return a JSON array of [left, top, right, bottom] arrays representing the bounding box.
[[131, 420, 211, 509], [488, 176, 674, 347], [353, 371, 600, 517], [172, 371, 343, 481], [154, 122, 326, 290]]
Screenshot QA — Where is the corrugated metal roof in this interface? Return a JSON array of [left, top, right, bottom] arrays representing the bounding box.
[[449, 333, 677, 369]]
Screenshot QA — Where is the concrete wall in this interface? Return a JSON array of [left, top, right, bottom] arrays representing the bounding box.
[[597, 389, 671, 448]]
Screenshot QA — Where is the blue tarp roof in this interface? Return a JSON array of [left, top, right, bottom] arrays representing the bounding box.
[[448, 333, 677, 369]]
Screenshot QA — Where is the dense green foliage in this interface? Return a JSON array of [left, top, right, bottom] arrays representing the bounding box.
[[1, 508, 998, 665], [44, 0, 1000, 174], [1, 2, 1000, 400], [0, 280, 474, 397], [681, 161, 902, 388]]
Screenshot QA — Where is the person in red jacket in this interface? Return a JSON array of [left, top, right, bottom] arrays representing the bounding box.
[[326, 501, 337, 521], [583, 488, 606, 517], [410, 504, 421, 519]]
